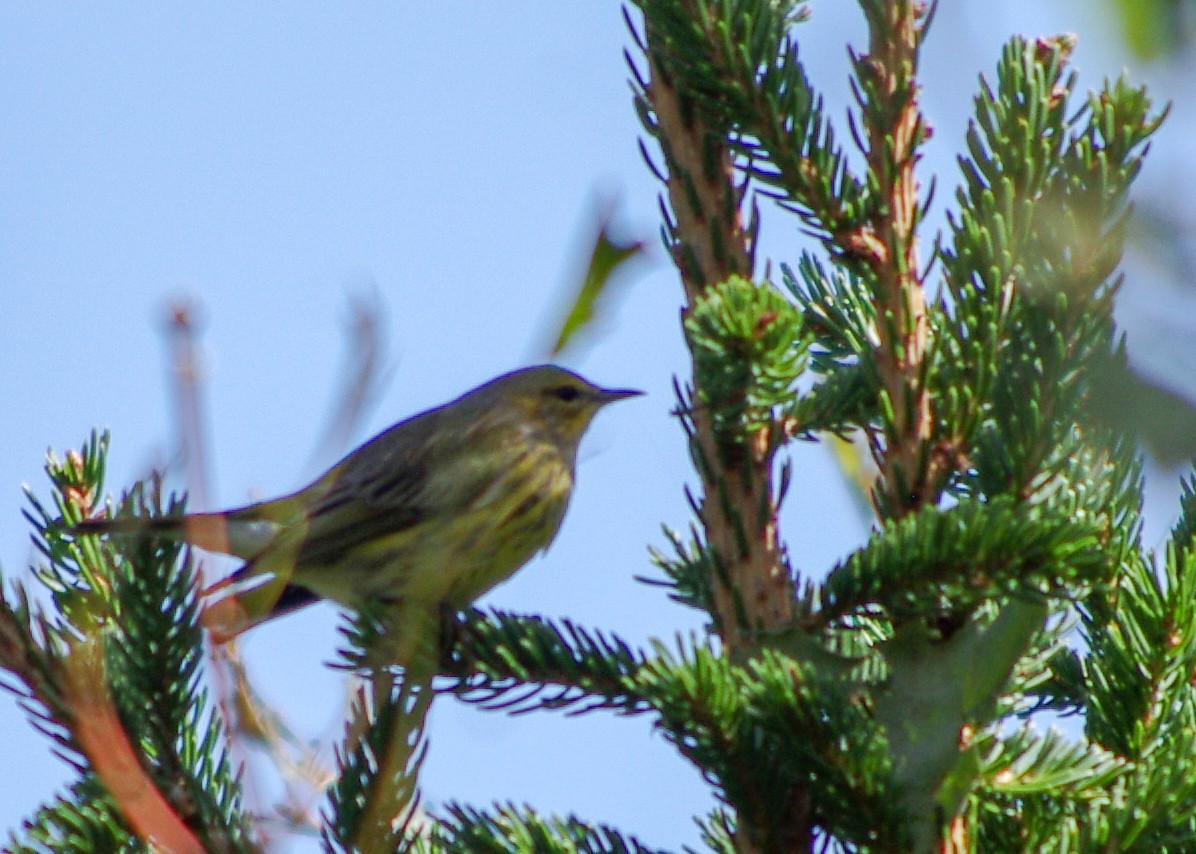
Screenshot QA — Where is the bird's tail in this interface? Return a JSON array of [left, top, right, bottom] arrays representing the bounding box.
[[76, 507, 313, 642], [73, 503, 292, 560], [73, 514, 190, 539]]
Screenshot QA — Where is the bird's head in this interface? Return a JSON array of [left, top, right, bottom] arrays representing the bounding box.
[[491, 365, 642, 450]]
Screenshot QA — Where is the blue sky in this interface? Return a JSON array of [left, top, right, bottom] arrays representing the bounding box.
[[1, 3, 1190, 852]]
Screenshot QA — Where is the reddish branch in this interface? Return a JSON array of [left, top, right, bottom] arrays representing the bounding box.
[[63, 638, 209, 854], [857, 0, 937, 514], [645, 46, 795, 658]]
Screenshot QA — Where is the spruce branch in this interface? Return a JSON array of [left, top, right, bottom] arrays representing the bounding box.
[[977, 725, 1123, 797], [1046, 525, 1196, 849], [628, 0, 869, 241], [6, 779, 132, 854], [323, 673, 431, 854], [6, 434, 254, 853], [850, 0, 936, 516], [0, 578, 79, 771], [630, 2, 756, 292], [964, 727, 1123, 852], [941, 37, 1163, 507], [59, 632, 207, 854], [736, 650, 900, 851], [439, 609, 652, 716], [428, 803, 666, 854], [630, 1, 796, 653], [781, 255, 883, 437], [821, 496, 1109, 625], [645, 526, 722, 617], [691, 808, 737, 854], [635, 644, 902, 852], [441, 609, 900, 851], [326, 604, 442, 853]]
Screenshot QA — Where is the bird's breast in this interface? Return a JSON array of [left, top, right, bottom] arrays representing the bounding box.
[[444, 442, 574, 601], [306, 439, 576, 609]]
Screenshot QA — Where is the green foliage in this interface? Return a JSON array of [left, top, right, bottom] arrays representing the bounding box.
[[2, 433, 251, 853], [966, 727, 1123, 852], [646, 526, 720, 616], [781, 255, 881, 437], [1107, 0, 1189, 60], [978, 726, 1122, 796], [323, 674, 428, 853], [442, 609, 651, 716], [623, 3, 1172, 850], [444, 609, 902, 851], [428, 803, 665, 854], [100, 491, 246, 845], [685, 275, 811, 445], [631, 0, 867, 240], [728, 649, 899, 849], [689, 808, 736, 854], [8, 780, 134, 854], [0, 577, 78, 770], [1037, 563, 1196, 850], [822, 496, 1110, 623]]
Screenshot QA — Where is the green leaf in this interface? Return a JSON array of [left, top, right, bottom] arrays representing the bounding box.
[[874, 599, 1049, 849], [549, 205, 647, 356], [1087, 354, 1196, 466], [1109, 0, 1185, 59]]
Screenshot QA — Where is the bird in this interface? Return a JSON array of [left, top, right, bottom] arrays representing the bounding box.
[[75, 365, 641, 648]]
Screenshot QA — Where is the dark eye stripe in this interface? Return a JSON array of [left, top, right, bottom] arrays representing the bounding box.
[[551, 385, 582, 402]]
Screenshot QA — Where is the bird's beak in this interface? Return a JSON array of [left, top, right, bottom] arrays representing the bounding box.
[[594, 387, 644, 405]]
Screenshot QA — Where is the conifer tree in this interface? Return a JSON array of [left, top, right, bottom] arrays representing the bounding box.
[[1, 2, 1183, 852]]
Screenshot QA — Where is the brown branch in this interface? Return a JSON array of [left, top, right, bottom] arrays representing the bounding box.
[[857, 0, 937, 515], [165, 302, 216, 518], [644, 30, 794, 661], [646, 58, 753, 294]]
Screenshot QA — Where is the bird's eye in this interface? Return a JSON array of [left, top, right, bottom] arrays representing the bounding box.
[[550, 385, 582, 403]]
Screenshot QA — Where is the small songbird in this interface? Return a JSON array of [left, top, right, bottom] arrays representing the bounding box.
[[76, 365, 640, 645]]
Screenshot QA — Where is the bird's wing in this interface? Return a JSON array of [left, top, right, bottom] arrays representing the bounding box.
[[200, 430, 440, 639], [287, 411, 468, 569]]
